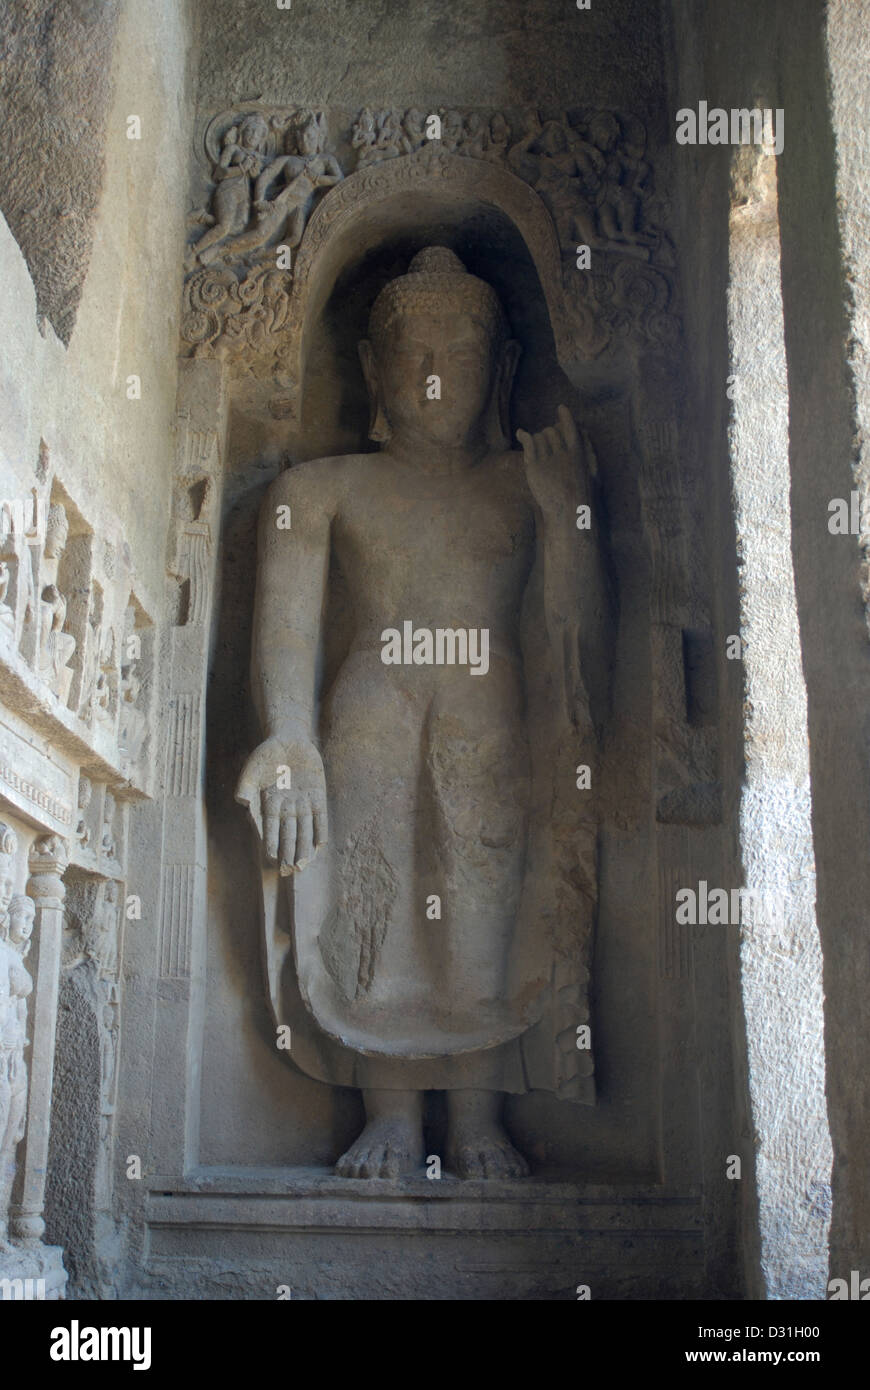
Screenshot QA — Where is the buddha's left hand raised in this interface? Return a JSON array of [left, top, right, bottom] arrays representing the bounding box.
[[517, 405, 592, 517]]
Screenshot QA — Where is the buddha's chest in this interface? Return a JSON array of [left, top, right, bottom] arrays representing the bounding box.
[[333, 476, 535, 605]]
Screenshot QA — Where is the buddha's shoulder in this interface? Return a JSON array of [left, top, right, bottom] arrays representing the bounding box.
[[264, 453, 375, 505]]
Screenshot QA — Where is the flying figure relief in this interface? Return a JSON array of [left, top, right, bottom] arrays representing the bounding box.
[[187, 112, 343, 271]]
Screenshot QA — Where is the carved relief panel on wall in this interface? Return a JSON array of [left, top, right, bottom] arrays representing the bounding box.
[[0, 458, 157, 796], [182, 103, 681, 417]]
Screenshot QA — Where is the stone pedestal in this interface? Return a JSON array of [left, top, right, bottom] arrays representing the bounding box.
[[136, 1171, 703, 1301]]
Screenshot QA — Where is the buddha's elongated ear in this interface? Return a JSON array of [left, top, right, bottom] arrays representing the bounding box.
[[358, 339, 391, 443], [486, 338, 521, 451]]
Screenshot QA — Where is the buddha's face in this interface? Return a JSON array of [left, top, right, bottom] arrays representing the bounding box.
[[374, 310, 498, 450]]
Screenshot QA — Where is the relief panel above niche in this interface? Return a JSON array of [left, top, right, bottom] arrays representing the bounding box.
[[181, 104, 681, 418]]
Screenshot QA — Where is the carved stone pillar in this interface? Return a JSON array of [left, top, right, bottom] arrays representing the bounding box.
[[129, 360, 226, 1186], [10, 835, 68, 1243]]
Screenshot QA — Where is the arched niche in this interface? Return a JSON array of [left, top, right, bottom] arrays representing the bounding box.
[[270, 149, 594, 445]]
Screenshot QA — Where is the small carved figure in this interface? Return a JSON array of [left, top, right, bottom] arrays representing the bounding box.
[[216, 113, 343, 262], [186, 114, 270, 270], [0, 827, 32, 1250], [94, 976, 120, 1209], [101, 792, 116, 862], [402, 108, 427, 154], [75, 776, 92, 850], [0, 561, 15, 638], [461, 112, 488, 159], [484, 112, 511, 163], [373, 108, 404, 160], [39, 586, 75, 703], [119, 663, 147, 762], [36, 503, 76, 703], [508, 114, 602, 249], [352, 107, 379, 167], [85, 880, 119, 979], [9, 895, 34, 976], [92, 625, 119, 723], [589, 113, 657, 250], [99, 995, 119, 1111], [441, 109, 464, 153]]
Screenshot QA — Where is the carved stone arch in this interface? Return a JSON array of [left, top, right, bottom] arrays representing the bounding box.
[[275, 148, 591, 428]]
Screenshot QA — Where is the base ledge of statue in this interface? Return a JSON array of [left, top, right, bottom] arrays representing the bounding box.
[[134, 1168, 705, 1299], [0, 1242, 68, 1300]]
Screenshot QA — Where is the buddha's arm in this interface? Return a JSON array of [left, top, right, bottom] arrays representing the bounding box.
[[518, 406, 615, 736], [236, 466, 332, 872], [251, 467, 330, 742]]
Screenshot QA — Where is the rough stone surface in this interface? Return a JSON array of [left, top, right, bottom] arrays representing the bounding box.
[[0, 1, 121, 345], [196, 0, 664, 116], [728, 159, 832, 1298]]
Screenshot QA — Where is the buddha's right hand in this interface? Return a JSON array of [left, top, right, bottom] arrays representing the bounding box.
[[235, 736, 328, 876]]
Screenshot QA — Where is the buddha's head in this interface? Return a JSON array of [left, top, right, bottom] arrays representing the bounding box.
[[359, 247, 520, 453]]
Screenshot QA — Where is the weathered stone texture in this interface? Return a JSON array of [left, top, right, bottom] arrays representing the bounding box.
[[196, 0, 663, 115], [0, 1, 122, 345]]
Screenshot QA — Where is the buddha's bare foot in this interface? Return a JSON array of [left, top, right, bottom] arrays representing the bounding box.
[[335, 1116, 423, 1178], [335, 1089, 423, 1179], [446, 1088, 529, 1179], [447, 1126, 529, 1179]]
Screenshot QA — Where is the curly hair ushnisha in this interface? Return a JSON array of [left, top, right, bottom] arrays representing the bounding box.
[[368, 246, 509, 354], [361, 247, 519, 448]]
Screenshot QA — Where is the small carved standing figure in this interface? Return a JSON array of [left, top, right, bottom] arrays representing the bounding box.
[[402, 108, 427, 154], [461, 112, 488, 160], [220, 113, 343, 262], [75, 775, 93, 850], [591, 113, 657, 251], [352, 107, 379, 167], [373, 109, 405, 160], [0, 561, 14, 638], [37, 503, 76, 704], [441, 109, 464, 153], [187, 114, 270, 270], [484, 112, 511, 164], [508, 113, 602, 250], [0, 826, 33, 1250]]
